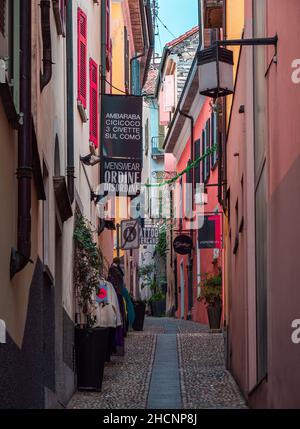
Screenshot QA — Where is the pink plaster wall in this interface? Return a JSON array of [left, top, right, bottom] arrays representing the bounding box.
[[227, 0, 300, 408], [175, 99, 223, 324]]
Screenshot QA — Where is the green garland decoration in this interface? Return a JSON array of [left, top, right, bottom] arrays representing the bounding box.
[[145, 144, 217, 188]]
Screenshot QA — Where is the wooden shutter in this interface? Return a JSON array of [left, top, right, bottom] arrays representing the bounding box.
[[207, 119, 211, 176], [78, 8, 87, 108], [89, 59, 98, 148], [194, 139, 201, 187]]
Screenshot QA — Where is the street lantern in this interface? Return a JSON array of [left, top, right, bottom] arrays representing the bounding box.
[[197, 36, 278, 99], [197, 44, 234, 98]]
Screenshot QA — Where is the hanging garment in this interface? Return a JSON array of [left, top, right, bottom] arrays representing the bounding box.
[[122, 287, 135, 327], [94, 280, 122, 328], [113, 292, 125, 356]]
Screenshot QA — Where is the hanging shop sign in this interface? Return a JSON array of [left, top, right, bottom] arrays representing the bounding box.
[[121, 219, 140, 250], [140, 226, 159, 246], [101, 94, 143, 196], [173, 234, 193, 255], [198, 214, 222, 249]]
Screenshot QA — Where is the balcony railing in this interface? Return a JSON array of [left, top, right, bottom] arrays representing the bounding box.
[[151, 136, 165, 157]]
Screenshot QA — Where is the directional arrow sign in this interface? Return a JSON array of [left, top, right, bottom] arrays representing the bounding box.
[[121, 219, 140, 250]]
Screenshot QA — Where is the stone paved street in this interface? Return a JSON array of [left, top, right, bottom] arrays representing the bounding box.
[[68, 317, 247, 409]]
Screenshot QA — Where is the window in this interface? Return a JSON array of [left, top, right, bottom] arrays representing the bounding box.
[[202, 119, 211, 183], [89, 59, 98, 148], [144, 118, 149, 155], [77, 8, 87, 109], [0, 0, 20, 113], [194, 139, 201, 188], [43, 161, 49, 266], [211, 111, 218, 167], [206, 119, 211, 174], [185, 160, 193, 219]]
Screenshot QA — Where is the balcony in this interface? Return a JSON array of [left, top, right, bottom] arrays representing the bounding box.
[[151, 136, 165, 159]]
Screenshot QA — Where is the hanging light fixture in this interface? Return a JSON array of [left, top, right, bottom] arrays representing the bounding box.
[[197, 44, 234, 98], [197, 36, 278, 99]]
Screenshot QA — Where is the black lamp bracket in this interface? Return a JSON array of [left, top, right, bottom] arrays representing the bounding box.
[[216, 35, 278, 54]]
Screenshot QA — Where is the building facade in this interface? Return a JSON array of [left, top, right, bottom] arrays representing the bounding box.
[[223, 0, 300, 408], [0, 0, 152, 409]]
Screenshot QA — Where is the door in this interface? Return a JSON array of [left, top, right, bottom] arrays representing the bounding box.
[[180, 260, 185, 319]]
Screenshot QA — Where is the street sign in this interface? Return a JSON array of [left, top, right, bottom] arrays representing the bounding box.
[[121, 219, 140, 250], [198, 214, 222, 249], [140, 226, 159, 246], [173, 235, 193, 255]]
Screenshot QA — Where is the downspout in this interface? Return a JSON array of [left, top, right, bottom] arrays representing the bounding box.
[[179, 110, 194, 315], [101, 0, 107, 94], [66, 0, 74, 202], [40, 0, 52, 92], [10, 0, 33, 278], [198, 0, 203, 51]]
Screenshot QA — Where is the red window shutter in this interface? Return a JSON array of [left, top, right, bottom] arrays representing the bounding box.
[[78, 8, 87, 109], [89, 59, 99, 148]]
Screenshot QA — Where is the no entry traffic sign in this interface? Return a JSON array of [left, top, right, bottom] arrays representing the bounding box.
[[121, 219, 140, 250]]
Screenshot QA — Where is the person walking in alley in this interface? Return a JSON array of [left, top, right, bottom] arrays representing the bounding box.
[[107, 258, 131, 355]]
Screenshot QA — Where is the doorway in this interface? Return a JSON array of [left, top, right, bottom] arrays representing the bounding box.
[[180, 260, 185, 319]]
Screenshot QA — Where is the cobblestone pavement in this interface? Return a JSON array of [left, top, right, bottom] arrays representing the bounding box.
[[178, 333, 247, 409], [68, 317, 247, 409], [68, 332, 156, 409]]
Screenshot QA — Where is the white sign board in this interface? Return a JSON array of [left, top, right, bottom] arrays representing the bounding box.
[[121, 220, 140, 250]]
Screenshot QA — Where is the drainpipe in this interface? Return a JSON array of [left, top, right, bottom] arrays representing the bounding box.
[[10, 0, 33, 278], [66, 0, 74, 202], [198, 0, 203, 50], [40, 0, 52, 92], [101, 0, 107, 94]]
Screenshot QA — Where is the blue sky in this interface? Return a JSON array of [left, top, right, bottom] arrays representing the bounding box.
[[154, 0, 199, 57]]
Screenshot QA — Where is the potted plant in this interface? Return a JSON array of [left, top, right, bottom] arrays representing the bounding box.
[[73, 213, 108, 391], [132, 299, 146, 331], [149, 287, 166, 317], [199, 268, 222, 330]]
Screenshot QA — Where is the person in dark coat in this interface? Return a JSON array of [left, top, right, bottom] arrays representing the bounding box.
[[108, 257, 126, 355]]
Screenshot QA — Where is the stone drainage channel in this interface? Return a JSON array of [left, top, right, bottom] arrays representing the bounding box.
[[68, 317, 247, 409], [147, 322, 181, 409]]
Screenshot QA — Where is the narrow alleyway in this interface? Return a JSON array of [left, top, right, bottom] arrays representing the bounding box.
[[68, 318, 247, 409]]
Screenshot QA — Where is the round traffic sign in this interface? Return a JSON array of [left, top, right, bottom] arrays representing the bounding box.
[[123, 226, 137, 243]]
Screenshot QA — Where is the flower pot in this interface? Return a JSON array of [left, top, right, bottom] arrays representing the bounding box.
[[75, 326, 109, 391], [132, 302, 146, 331], [151, 299, 166, 317], [207, 304, 222, 330]]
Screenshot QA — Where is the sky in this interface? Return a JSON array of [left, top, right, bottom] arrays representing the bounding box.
[[154, 0, 199, 57]]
